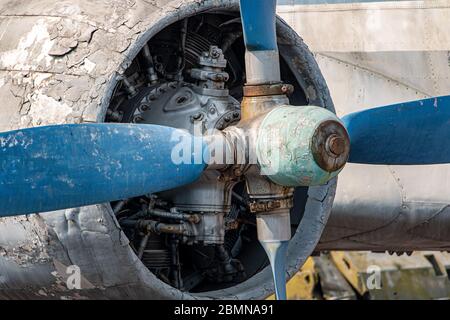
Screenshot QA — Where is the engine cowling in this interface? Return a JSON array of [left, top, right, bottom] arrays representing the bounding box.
[[0, 0, 336, 299]]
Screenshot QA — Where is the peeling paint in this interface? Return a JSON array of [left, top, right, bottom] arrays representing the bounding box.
[[25, 91, 73, 126], [0, 19, 53, 69], [81, 58, 96, 73]]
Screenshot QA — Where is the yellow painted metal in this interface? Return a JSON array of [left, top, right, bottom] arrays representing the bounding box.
[[266, 253, 355, 300], [331, 251, 450, 299], [266, 251, 450, 300], [266, 257, 317, 300], [330, 251, 370, 295], [312, 253, 356, 300]]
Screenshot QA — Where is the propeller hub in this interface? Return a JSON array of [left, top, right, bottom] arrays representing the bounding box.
[[256, 105, 350, 186], [311, 120, 350, 173]]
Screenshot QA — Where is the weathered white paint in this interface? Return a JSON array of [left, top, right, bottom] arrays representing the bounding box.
[[0, 19, 53, 69], [33, 73, 52, 86], [81, 58, 96, 73], [25, 91, 73, 126]]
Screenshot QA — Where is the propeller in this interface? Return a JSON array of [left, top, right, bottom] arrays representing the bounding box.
[[343, 95, 450, 165], [0, 0, 447, 302], [239, 0, 450, 300], [239, 0, 277, 52], [0, 123, 206, 217], [239, 0, 450, 167]]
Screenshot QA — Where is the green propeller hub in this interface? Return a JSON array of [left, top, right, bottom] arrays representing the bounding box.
[[256, 105, 350, 187]]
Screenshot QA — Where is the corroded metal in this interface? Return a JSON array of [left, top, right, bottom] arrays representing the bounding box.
[[243, 83, 294, 97], [311, 120, 350, 172], [240, 95, 289, 121], [249, 197, 294, 213], [219, 104, 350, 187], [122, 219, 189, 236], [256, 105, 349, 186], [330, 251, 450, 299]]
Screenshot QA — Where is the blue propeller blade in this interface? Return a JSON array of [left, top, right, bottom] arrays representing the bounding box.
[[0, 123, 206, 217], [239, 0, 278, 51], [342, 95, 450, 165]]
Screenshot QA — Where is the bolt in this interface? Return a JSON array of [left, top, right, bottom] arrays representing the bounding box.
[[139, 104, 150, 111], [210, 46, 220, 58], [122, 77, 137, 97], [326, 135, 346, 157], [191, 113, 203, 122], [106, 109, 123, 121], [233, 168, 243, 176], [281, 84, 294, 95], [133, 115, 144, 123]]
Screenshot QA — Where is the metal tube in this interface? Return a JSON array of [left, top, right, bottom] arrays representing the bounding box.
[[113, 200, 127, 214], [137, 233, 150, 259], [142, 44, 158, 84], [149, 208, 200, 224], [120, 219, 188, 235]]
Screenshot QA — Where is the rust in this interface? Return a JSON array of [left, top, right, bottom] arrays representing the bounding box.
[[243, 83, 294, 97], [240, 94, 289, 120], [249, 197, 294, 213], [311, 120, 350, 172], [327, 134, 346, 156]]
